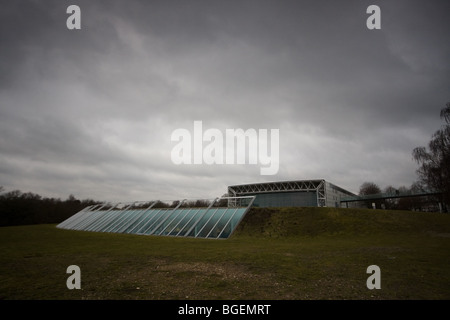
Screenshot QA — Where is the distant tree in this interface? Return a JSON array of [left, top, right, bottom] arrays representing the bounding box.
[[67, 194, 78, 202], [412, 102, 450, 211], [359, 182, 381, 196], [152, 200, 170, 208], [170, 200, 181, 208], [359, 182, 382, 209], [383, 185, 398, 210], [194, 199, 210, 207]]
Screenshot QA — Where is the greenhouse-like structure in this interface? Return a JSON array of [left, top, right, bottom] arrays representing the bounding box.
[[57, 196, 255, 240]]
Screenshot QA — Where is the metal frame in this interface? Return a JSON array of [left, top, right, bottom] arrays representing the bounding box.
[[340, 189, 443, 206]]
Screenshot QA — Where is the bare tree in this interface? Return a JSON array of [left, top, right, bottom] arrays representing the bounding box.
[[412, 102, 450, 211]]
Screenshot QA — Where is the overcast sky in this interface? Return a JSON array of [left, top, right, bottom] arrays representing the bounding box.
[[1, 0, 449, 202]]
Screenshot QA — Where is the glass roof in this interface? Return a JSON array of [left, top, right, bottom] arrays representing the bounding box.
[[57, 196, 255, 239]]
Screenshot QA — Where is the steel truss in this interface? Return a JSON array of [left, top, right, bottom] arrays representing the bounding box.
[[228, 179, 327, 207]]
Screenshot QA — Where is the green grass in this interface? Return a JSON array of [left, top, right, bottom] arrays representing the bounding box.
[[1, 207, 449, 300]]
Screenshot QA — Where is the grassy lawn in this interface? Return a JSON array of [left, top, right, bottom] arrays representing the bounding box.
[[0, 207, 449, 300]]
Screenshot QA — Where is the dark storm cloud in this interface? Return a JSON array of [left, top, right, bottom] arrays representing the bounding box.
[[0, 0, 449, 200]]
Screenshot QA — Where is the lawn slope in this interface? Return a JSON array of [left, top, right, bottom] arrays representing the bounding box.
[[237, 207, 450, 237]]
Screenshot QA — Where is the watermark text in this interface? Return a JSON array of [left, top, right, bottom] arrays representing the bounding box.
[[171, 121, 279, 175]]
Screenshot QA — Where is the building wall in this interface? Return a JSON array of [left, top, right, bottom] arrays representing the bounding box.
[[250, 191, 318, 208], [325, 181, 356, 207]]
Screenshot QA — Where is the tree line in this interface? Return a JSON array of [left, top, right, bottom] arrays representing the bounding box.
[[357, 181, 440, 211], [0, 188, 99, 227]]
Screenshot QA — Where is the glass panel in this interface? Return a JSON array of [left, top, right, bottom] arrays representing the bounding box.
[[196, 208, 226, 238], [185, 209, 215, 238], [63, 210, 91, 229], [177, 208, 207, 237], [125, 209, 158, 234], [106, 209, 137, 233], [217, 208, 246, 239], [116, 209, 146, 233], [163, 208, 191, 236], [134, 209, 164, 234], [81, 209, 114, 231], [93, 210, 124, 232], [153, 208, 185, 236], [89, 205, 126, 232], [171, 208, 201, 236], [57, 206, 93, 229], [141, 209, 171, 235], [70, 204, 109, 229]]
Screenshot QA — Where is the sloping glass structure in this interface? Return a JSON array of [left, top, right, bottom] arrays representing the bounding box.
[[57, 196, 255, 239]]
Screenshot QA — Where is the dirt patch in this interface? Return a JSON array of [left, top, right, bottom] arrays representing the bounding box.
[[157, 262, 256, 281], [80, 258, 288, 299]]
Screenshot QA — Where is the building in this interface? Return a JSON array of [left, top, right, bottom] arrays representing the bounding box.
[[57, 180, 358, 240], [228, 179, 356, 208]]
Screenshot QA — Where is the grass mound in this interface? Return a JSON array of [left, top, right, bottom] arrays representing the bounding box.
[[236, 207, 450, 237]]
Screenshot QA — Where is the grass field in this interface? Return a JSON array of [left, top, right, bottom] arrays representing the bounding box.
[[1, 207, 449, 300]]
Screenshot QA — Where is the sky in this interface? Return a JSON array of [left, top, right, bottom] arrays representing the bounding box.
[[1, 0, 449, 202]]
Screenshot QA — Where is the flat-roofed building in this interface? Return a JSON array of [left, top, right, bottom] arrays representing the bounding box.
[[228, 179, 356, 208]]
